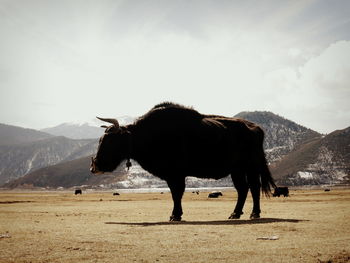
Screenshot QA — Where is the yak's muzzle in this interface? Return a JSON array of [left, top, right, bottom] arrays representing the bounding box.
[[90, 157, 103, 175]]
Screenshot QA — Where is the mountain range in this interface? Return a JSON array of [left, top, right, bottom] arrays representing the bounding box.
[[0, 133, 98, 185], [235, 111, 321, 162], [41, 123, 102, 139], [0, 123, 53, 146], [40, 116, 135, 139], [1, 111, 349, 189], [270, 127, 350, 185]]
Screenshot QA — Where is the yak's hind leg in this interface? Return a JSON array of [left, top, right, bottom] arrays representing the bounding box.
[[229, 173, 248, 219], [247, 172, 261, 219], [167, 178, 185, 221]]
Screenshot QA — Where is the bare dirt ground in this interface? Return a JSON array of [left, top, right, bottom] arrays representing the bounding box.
[[0, 188, 349, 263]]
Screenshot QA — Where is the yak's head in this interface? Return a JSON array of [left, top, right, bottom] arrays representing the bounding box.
[[90, 117, 131, 174]]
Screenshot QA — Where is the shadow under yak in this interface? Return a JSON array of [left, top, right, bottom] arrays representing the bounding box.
[[105, 218, 305, 227]]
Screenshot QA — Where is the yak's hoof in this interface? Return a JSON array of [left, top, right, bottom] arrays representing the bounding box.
[[250, 212, 260, 219], [229, 212, 243, 219], [169, 215, 182, 221]]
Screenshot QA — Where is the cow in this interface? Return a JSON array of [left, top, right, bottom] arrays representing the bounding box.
[[208, 191, 223, 198], [113, 192, 120, 196], [75, 189, 82, 195], [272, 187, 289, 197], [90, 102, 276, 221]]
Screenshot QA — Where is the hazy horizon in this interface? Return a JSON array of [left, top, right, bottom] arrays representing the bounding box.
[[1, 0, 349, 133]]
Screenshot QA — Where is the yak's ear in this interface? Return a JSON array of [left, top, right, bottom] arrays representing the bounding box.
[[101, 125, 109, 128], [105, 125, 121, 134]]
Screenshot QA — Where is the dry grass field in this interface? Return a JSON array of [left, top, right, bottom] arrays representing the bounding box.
[[0, 188, 349, 263]]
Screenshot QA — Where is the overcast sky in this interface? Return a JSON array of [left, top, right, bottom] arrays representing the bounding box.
[[0, 0, 349, 133]]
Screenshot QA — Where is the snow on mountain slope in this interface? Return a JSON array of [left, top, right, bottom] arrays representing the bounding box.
[[235, 111, 321, 162], [272, 127, 350, 185]]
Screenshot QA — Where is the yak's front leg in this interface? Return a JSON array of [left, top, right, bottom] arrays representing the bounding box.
[[167, 178, 185, 221]]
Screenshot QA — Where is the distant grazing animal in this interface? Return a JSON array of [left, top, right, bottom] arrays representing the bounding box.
[[208, 191, 223, 198], [90, 102, 276, 221], [75, 189, 82, 195], [113, 192, 120, 196], [324, 188, 331, 192], [273, 187, 289, 197]]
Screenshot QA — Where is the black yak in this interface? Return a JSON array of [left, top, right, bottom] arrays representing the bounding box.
[[208, 191, 223, 198], [272, 187, 289, 197], [91, 102, 275, 221]]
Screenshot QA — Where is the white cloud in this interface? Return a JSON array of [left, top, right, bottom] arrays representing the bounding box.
[[0, 1, 349, 133], [300, 41, 350, 95], [264, 40, 350, 133]]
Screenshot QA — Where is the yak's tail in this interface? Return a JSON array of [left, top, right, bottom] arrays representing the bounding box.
[[260, 154, 276, 197], [254, 127, 276, 197]]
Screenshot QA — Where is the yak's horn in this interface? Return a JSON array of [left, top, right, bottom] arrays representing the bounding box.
[[96, 117, 120, 129]]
